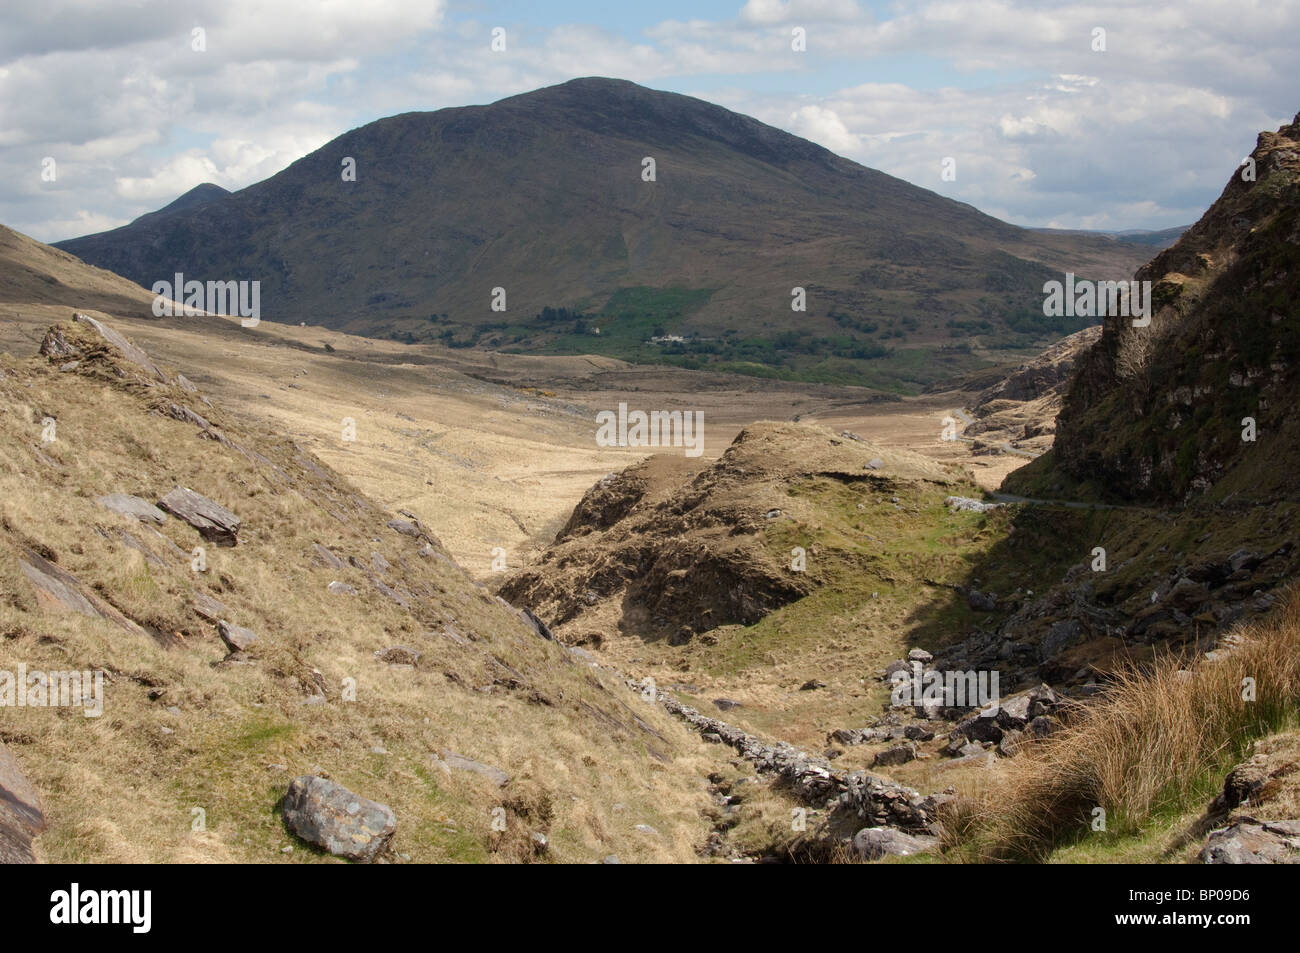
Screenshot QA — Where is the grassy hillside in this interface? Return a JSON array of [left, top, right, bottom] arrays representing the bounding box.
[[0, 310, 733, 863]]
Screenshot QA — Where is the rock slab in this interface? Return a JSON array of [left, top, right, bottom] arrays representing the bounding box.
[[158, 486, 240, 546]]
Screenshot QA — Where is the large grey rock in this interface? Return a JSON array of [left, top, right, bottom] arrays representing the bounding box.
[[282, 776, 396, 862], [872, 742, 917, 767], [158, 486, 240, 546], [852, 826, 938, 861], [96, 493, 167, 524], [218, 620, 257, 652]]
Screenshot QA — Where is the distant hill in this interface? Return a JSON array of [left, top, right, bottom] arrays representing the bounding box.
[[56, 77, 1151, 392], [1030, 225, 1188, 249]]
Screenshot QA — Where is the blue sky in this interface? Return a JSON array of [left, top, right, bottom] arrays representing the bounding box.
[[2, 0, 1296, 242]]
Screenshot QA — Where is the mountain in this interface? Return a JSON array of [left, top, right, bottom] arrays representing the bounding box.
[[54, 78, 1151, 391], [1034, 110, 1300, 503]]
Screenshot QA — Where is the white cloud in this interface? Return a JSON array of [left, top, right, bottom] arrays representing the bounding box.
[[0, 0, 1294, 240]]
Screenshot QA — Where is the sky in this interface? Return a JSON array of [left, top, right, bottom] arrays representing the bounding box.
[[1, 0, 1296, 244]]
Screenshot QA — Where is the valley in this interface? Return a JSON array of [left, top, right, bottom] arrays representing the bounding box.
[[1, 86, 1296, 870]]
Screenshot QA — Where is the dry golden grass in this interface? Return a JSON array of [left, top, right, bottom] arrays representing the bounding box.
[[951, 584, 1300, 862], [0, 329, 731, 864]]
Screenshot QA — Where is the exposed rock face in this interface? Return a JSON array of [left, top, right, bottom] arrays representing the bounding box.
[[18, 547, 161, 641], [0, 742, 46, 864], [1200, 820, 1300, 864], [95, 493, 167, 524], [436, 750, 510, 788], [1054, 112, 1300, 502], [158, 486, 241, 546], [961, 325, 1101, 455], [281, 776, 396, 863], [979, 327, 1102, 406]]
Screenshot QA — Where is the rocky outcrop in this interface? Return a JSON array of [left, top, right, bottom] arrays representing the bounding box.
[[962, 326, 1101, 455], [1054, 112, 1300, 502], [18, 546, 163, 642], [500, 423, 955, 641], [41, 312, 168, 384], [435, 750, 510, 788], [1200, 820, 1300, 864], [217, 620, 258, 653]]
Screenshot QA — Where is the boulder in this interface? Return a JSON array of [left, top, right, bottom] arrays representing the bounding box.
[[218, 620, 258, 652], [873, 742, 917, 767], [158, 486, 240, 546], [281, 776, 396, 863], [951, 710, 1003, 745], [882, 659, 910, 680], [1168, 576, 1211, 609], [191, 591, 229, 623], [1040, 619, 1083, 658], [852, 826, 937, 861]]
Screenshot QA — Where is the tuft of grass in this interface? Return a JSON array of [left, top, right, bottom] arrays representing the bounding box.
[[951, 584, 1300, 862]]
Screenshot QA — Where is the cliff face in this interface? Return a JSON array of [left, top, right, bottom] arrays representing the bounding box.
[[1053, 112, 1300, 503]]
